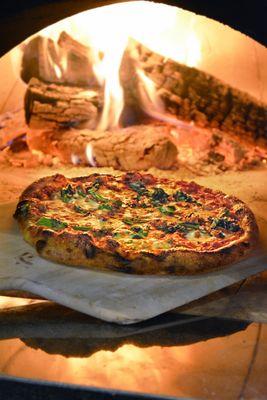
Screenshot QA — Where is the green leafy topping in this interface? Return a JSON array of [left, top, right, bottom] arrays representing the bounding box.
[[77, 186, 86, 197], [91, 178, 102, 190], [222, 209, 230, 217], [37, 217, 67, 230], [98, 204, 113, 211], [128, 180, 148, 196], [178, 222, 200, 232], [151, 188, 169, 205], [174, 190, 197, 204], [113, 199, 123, 208], [123, 216, 148, 226], [74, 205, 88, 214], [159, 205, 176, 215], [140, 202, 149, 208], [87, 188, 108, 203], [130, 227, 149, 239], [61, 185, 75, 203], [123, 218, 134, 226], [113, 232, 122, 238], [72, 225, 91, 232], [212, 218, 240, 232], [158, 221, 200, 234]]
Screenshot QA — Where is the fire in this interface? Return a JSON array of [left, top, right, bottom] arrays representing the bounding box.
[[34, 2, 201, 133], [94, 35, 127, 131], [16, 1, 202, 165], [85, 143, 96, 167]]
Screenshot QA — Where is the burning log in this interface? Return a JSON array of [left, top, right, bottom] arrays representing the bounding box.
[[27, 124, 178, 170], [122, 41, 267, 142], [21, 32, 98, 87], [22, 33, 267, 142], [25, 78, 102, 129]]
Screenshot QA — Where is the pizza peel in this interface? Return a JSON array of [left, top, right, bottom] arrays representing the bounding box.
[[0, 202, 267, 324]]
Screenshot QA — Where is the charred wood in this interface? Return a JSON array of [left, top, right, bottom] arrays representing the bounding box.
[[122, 41, 267, 142], [25, 78, 102, 129], [21, 32, 98, 87], [21, 33, 267, 141], [27, 124, 178, 170]]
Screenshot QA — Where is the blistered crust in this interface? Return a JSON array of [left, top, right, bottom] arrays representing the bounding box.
[[14, 173, 259, 275]]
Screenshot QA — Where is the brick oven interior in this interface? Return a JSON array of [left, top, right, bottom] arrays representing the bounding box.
[[0, 2, 267, 399], [0, 1, 266, 233]]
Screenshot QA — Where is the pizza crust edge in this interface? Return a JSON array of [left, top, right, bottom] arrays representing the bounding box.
[[14, 174, 259, 275]]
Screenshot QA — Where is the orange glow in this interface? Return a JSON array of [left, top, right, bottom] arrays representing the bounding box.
[[62, 344, 192, 391], [23, 1, 202, 137], [0, 295, 40, 308]]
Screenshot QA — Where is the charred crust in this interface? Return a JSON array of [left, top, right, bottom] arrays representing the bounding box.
[[84, 244, 96, 259], [106, 239, 120, 251], [143, 251, 167, 261], [13, 200, 29, 219], [114, 253, 131, 265], [123, 172, 156, 186], [107, 264, 133, 274], [15, 172, 259, 275], [167, 265, 176, 274], [71, 173, 104, 183], [42, 230, 53, 238], [20, 174, 67, 200], [220, 247, 233, 255], [35, 240, 47, 253]]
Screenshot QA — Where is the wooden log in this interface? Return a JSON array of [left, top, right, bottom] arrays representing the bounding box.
[[122, 40, 267, 142], [25, 78, 103, 129], [21, 32, 98, 87], [27, 124, 178, 170], [22, 33, 267, 141]]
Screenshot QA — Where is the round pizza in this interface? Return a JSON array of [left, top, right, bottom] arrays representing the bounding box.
[[14, 172, 259, 275]]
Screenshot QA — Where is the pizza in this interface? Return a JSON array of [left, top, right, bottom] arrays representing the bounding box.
[[14, 172, 259, 275]]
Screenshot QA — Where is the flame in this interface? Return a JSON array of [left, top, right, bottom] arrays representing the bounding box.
[[70, 154, 80, 165], [85, 143, 96, 167], [137, 68, 195, 130], [32, 1, 201, 136], [94, 35, 127, 131]]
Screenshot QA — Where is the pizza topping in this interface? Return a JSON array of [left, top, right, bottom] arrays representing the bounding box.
[[157, 221, 201, 235], [211, 217, 241, 232], [61, 185, 75, 203], [130, 226, 149, 239], [18, 173, 252, 257], [127, 179, 148, 196], [151, 188, 169, 204], [72, 225, 91, 231], [74, 205, 89, 214], [37, 217, 68, 230], [87, 187, 108, 203], [159, 205, 176, 215], [173, 190, 198, 204], [98, 204, 113, 211], [14, 201, 30, 219]]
